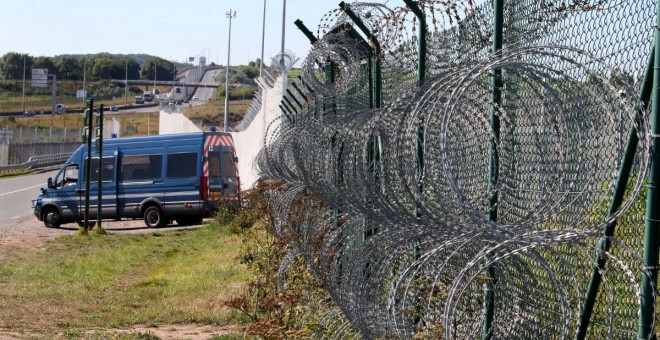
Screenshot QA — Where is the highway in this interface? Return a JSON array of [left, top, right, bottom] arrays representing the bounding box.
[[0, 171, 55, 228], [193, 69, 220, 102]]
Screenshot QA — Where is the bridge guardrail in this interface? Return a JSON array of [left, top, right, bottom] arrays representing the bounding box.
[[0, 153, 70, 175]]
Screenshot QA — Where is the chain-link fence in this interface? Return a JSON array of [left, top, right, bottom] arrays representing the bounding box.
[[254, 0, 659, 338]]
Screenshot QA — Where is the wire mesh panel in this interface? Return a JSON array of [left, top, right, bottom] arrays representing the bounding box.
[[255, 0, 657, 338]]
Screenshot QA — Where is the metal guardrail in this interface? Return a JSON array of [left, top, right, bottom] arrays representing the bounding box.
[[0, 153, 69, 174]]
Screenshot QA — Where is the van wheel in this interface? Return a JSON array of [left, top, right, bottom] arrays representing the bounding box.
[[43, 208, 61, 228], [144, 206, 166, 228]]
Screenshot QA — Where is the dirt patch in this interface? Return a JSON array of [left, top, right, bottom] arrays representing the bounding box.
[[90, 324, 241, 339], [0, 324, 242, 339]]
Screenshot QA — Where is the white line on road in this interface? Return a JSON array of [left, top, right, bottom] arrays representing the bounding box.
[[10, 215, 21, 219], [0, 183, 43, 197]]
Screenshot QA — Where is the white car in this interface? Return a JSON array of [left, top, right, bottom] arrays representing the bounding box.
[[192, 96, 199, 100]]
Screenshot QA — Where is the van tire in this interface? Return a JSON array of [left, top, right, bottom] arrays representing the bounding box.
[[144, 206, 166, 228], [42, 207, 61, 228]]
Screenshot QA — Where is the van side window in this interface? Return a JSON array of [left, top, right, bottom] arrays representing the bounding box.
[[222, 152, 237, 178], [167, 153, 197, 178], [122, 155, 162, 181], [85, 157, 115, 182]]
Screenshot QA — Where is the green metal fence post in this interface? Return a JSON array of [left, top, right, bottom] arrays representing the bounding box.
[[576, 49, 654, 340], [95, 104, 104, 232], [294, 19, 318, 44], [638, 5, 660, 337], [403, 0, 427, 221], [339, 1, 381, 108], [485, 0, 504, 338], [402, 0, 426, 87], [83, 99, 94, 234]]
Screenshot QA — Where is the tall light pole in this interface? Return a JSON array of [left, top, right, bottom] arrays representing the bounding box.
[[280, 0, 286, 67], [82, 58, 86, 103], [125, 60, 128, 106], [224, 9, 236, 132], [260, 0, 267, 77], [21, 55, 26, 112]]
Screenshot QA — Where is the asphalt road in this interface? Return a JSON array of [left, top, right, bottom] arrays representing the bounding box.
[[0, 170, 55, 225]]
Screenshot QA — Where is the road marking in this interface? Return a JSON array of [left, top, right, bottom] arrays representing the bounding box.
[[10, 215, 21, 219], [0, 183, 43, 197]]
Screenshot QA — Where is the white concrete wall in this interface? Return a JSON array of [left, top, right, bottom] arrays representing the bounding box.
[[230, 75, 284, 189], [157, 74, 285, 190], [159, 110, 202, 134]]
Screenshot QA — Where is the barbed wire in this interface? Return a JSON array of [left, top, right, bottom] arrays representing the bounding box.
[[253, 0, 655, 337]]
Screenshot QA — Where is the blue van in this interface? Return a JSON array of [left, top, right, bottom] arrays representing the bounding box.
[[32, 132, 240, 228]]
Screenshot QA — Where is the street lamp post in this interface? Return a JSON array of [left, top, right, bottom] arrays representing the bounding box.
[[260, 0, 266, 77], [125, 60, 128, 106], [224, 9, 236, 132]]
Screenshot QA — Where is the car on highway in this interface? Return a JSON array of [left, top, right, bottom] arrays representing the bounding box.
[[23, 110, 36, 117], [110, 106, 119, 112], [192, 96, 199, 100], [54, 103, 67, 114]]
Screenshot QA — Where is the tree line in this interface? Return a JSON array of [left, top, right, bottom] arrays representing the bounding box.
[[0, 52, 178, 82]]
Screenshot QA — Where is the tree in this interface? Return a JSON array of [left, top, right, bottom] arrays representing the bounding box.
[[33, 56, 55, 76], [0, 52, 32, 80], [141, 56, 175, 81], [56, 56, 83, 80]]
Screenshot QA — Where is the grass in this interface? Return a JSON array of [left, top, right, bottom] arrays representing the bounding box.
[[184, 99, 251, 129], [0, 222, 249, 337]]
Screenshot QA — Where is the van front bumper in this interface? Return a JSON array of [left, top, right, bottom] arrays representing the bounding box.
[[33, 204, 43, 220]]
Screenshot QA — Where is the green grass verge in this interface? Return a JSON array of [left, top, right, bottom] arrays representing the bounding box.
[[0, 222, 249, 336]]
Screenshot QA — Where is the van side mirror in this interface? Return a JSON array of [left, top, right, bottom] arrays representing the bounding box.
[[47, 177, 54, 188]]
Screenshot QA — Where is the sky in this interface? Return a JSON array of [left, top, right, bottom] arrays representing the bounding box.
[[0, 0, 394, 68]]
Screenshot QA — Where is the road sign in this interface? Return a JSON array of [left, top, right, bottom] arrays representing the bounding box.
[[32, 68, 48, 88]]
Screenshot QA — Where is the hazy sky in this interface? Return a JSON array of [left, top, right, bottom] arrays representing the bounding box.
[[0, 0, 393, 67]]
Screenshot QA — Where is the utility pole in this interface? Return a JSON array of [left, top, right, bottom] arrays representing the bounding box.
[[125, 60, 128, 106], [83, 59, 86, 103], [224, 9, 236, 132], [280, 0, 286, 67], [260, 0, 267, 77], [21, 56, 26, 112]]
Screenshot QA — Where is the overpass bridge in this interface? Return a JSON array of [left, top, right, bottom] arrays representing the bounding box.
[[110, 79, 220, 88]]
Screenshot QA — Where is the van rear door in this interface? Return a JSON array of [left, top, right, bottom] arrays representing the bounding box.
[[204, 134, 239, 204]]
